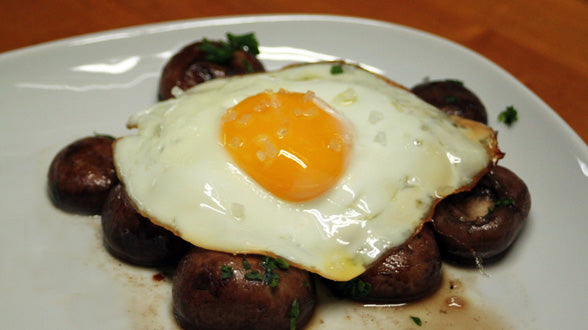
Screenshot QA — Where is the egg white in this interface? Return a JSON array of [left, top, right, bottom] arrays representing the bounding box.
[[114, 62, 498, 281]]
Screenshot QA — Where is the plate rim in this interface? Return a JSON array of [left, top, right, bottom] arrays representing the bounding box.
[[2, 13, 586, 153]]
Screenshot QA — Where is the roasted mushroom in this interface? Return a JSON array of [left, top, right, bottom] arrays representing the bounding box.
[[328, 224, 442, 304], [173, 249, 316, 330], [412, 79, 488, 124], [101, 184, 191, 266], [158, 33, 265, 101], [47, 135, 118, 214], [431, 166, 531, 264]]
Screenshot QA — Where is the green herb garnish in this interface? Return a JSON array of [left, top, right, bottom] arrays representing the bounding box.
[[303, 281, 310, 288], [241, 59, 254, 73], [498, 105, 518, 126], [220, 265, 233, 279], [261, 256, 290, 271], [275, 258, 290, 270], [260, 256, 290, 287], [264, 271, 281, 288], [446, 79, 464, 86], [261, 256, 276, 272], [289, 299, 300, 330], [245, 270, 264, 281], [241, 256, 290, 286], [495, 197, 515, 207], [334, 278, 372, 299], [227, 32, 260, 55], [488, 197, 515, 215], [445, 95, 457, 104], [242, 259, 251, 270], [200, 32, 260, 64], [93, 132, 115, 140], [200, 39, 233, 63], [410, 316, 423, 326], [330, 64, 344, 75]]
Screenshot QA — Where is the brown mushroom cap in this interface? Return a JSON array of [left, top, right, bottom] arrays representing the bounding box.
[[431, 165, 531, 264], [172, 249, 316, 330], [327, 224, 442, 304], [47, 135, 118, 215], [412, 79, 488, 124], [158, 41, 265, 101], [101, 184, 191, 266]]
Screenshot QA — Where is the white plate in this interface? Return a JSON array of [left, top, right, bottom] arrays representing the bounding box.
[[1, 14, 587, 329]]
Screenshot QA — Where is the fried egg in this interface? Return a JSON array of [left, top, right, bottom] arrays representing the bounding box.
[[114, 62, 501, 281]]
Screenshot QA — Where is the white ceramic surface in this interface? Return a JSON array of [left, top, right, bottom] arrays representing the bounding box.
[[1, 14, 587, 329]]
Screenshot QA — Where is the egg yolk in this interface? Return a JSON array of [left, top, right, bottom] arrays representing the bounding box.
[[221, 89, 352, 202]]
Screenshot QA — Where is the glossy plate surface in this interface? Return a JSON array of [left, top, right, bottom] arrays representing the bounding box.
[[1, 14, 587, 329]]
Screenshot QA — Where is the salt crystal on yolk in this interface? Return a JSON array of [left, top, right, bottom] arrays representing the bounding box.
[[220, 89, 352, 202]]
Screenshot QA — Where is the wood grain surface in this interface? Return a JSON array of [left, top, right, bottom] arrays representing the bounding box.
[[2, 0, 587, 144]]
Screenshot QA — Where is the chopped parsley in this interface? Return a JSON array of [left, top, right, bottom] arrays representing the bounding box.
[[488, 197, 515, 214], [303, 281, 310, 288], [262, 256, 290, 271], [242, 259, 251, 270], [200, 39, 233, 63], [242, 256, 290, 287], [264, 271, 281, 288], [220, 265, 233, 279], [330, 64, 344, 75], [244, 270, 264, 281], [200, 32, 260, 64], [498, 105, 518, 126], [276, 258, 290, 270], [241, 59, 254, 73], [410, 316, 423, 326], [289, 299, 300, 330], [334, 278, 372, 299], [446, 79, 464, 86], [445, 95, 457, 104], [261, 256, 276, 272], [93, 132, 115, 140], [227, 32, 260, 55], [260, 256, 289, 287], [495, 197, 515, 207]]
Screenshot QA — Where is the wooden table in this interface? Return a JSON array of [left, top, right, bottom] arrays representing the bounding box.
[[2, 0, 587, 144]]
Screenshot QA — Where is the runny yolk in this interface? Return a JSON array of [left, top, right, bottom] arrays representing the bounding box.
[[220, 89, 352, 202]]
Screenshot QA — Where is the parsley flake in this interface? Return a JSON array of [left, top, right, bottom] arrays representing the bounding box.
[[264, 271, 281, 288], [200, 32, 260, 64], [275, 258, 290, 270], [335, 278, 372, 299], [260, 256, 289, 287], [498, 106, 518, 126], [241, 59, 254, 73], [410, 316, 423, 326], [261, 256, 276, 271], [227, 32, 260, 55], [289, 299, 300, 330], [245, 270, 263, 281], [220, 265, 233, 279], [495, 197, 515, 207], [445, 95, 457, 104], [241, 256, 290, 287], [242, 259, 251, 270], [488, 197, 515, 214], [200, 39, 233, 63], [330, 64, 344, 75], [446, 79, 464, 86], [93, 132, 115, 140]]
